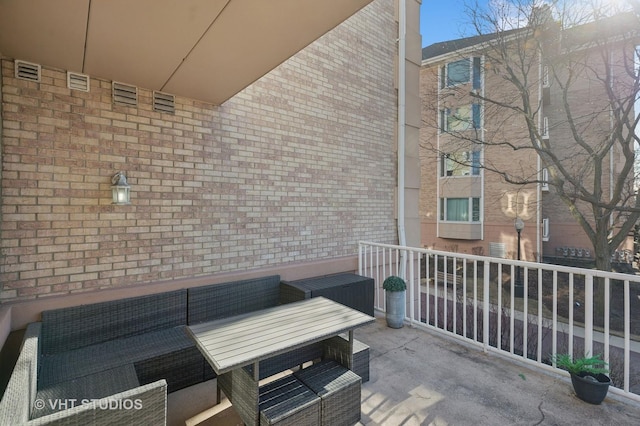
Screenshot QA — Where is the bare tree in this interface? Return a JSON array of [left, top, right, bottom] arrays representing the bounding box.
[[424, 0, 640, 272]]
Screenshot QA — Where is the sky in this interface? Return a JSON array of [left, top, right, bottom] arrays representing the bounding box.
[[419, 0, 636, 47], [420, 1, 488, 47]]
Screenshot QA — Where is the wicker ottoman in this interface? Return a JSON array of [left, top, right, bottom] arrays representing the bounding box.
[[322, 335, 370, 382], [294, 360, 362, 426], [259, 375, 320, 426]]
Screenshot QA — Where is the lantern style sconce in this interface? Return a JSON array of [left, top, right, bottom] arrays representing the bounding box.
[[111, 171, 131, 205]]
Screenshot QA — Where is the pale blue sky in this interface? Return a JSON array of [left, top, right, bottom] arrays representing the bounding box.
[[419, 0, 636, 46], [420, 1, 487, 47]]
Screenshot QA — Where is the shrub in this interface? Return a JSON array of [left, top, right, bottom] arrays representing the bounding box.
[[551, 353, 608, 376], [383, 275, 407, 292]]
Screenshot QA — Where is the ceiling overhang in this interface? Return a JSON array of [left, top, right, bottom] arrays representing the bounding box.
[[0, 0, 372, 105]]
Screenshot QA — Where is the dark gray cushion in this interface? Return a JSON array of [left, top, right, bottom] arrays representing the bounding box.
[[41, 290, 187, 355], [39, 326, 194, 387], [187, 275, 281, 324]]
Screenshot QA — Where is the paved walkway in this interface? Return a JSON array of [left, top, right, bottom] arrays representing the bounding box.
[[169, 315, 640, 425]]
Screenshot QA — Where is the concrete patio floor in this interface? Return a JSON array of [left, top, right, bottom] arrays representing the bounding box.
[[168, 315, 640, 425]]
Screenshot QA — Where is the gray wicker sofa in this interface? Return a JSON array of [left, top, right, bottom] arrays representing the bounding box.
[[1, 273, 371, 425], [1, 275, 290, 424]]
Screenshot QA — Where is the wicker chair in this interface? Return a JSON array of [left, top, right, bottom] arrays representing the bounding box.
[[294, 360, 361, 426], [259, 375, 320, 425]]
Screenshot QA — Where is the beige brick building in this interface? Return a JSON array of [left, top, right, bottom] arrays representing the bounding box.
[[419, 12, 638, 264], [0, 0, 422, 328]]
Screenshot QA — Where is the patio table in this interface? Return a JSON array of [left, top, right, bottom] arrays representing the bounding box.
[[187, 296, 374, 425]]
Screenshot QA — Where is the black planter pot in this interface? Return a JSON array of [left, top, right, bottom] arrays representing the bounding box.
[[570, 372, 611, 404]]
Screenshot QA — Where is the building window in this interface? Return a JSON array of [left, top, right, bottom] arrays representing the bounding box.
[[472, 197, 481, 221], [542, 218, 550, 241], [440, 151, 481, 177], [473, 57, 482, 90], [440, 197, 481, 222], [471, 150, 481, 175], [446, 58, 471, 86], [442, 57, 482, 89], [542, 116, 549, 139], [472, 103, 481, 129], [541, 168, 549, 191], [442, 104, 481, 132]]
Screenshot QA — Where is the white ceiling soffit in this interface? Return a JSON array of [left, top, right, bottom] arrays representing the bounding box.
[[0, 0, 373, 105]]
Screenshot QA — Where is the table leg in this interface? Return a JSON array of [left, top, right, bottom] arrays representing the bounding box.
[[348, 330, 354, 370]]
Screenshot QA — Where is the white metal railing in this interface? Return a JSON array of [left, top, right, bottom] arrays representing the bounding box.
[[358, 241, 640, 402]]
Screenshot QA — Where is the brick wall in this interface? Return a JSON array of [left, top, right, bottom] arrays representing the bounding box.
[[419, 52, 540, 258], [0, 0, 398, 301]]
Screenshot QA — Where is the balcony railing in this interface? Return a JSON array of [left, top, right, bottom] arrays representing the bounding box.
[[358, 241, 640, 403]]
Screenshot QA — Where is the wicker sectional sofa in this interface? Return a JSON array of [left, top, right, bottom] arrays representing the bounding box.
[[0, 273, 372, 425]]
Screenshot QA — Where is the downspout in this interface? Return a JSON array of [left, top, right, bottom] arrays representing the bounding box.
[[398, 0, 407, 275], [537, 52, 543, 262], [609, 50, 614, 238]]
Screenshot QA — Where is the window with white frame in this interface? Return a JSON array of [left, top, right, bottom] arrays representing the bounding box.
[[441, 104, 481, 132], [542, 218, 550, 241], [472, 57, 482, 90], [543, 65, 550, 87], [541, 168, 549, 191], [440, 151, 481, 177], [542, 116, 549, 139], [445, 58, 470, 86], [440, 197, 481, 222], [441, 57, 482, 89]]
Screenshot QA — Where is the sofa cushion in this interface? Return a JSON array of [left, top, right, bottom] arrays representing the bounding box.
[[187, 275, 281, 324], [39, 326, 194, 388], [41, 289, 188, 355]]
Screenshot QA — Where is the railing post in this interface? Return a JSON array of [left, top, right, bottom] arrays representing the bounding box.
[[483, 260, 490, 353], [409, 250, 415, 326], [584, 274, 594, 356]]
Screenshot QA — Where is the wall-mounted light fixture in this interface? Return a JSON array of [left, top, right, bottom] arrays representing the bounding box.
[[111, 171, 130, 205]]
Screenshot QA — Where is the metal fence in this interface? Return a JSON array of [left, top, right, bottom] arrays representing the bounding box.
[[358, 241, 640, 402]]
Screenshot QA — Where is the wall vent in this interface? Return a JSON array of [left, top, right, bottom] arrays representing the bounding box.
[[112, 82, 138, 106], [153, 91, 175, 114], [15, 60, 41, 82], [489, 242, 506, 258], [67, 72, 90, 92]]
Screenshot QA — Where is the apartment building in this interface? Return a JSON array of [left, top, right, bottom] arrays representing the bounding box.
[[419, 11, 639, 264]]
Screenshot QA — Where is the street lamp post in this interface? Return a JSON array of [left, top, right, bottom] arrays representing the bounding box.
[[514, 218, 525, 298]]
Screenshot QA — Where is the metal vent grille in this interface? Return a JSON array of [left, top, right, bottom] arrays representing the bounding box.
[[112, 82, 137, 106], [153, 91, 175, 114], [15, 60, 41, 82], [489, 242, 506, 258], [67, 72, 90, 92]]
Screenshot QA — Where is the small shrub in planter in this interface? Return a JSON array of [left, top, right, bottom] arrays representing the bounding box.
[[382, 276, 406, 328], [552, 353, 610, 404]]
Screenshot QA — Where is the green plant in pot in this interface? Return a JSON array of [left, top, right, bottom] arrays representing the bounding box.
[[382, 276, 406, 328], [552, 353, 610, 404]]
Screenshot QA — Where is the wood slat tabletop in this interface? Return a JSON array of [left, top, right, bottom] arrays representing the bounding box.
[[187, 297, 374, 374]]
